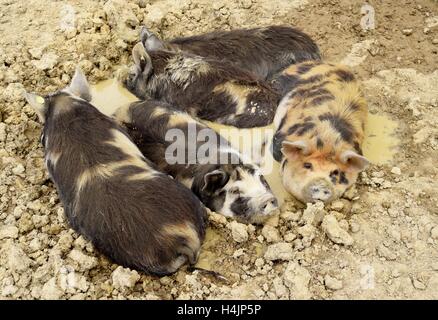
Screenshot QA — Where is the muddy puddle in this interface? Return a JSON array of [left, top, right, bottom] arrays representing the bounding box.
[[363, 113, 400, 165], [90, 79, 137, 116], [194, 228, 222, 271]]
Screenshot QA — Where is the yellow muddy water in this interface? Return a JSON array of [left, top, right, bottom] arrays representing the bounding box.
[[90, 79, 137, 116], [363, 113, 399, 164], [194, 228, 222, 270]]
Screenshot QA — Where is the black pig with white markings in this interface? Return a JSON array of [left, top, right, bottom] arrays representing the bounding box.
[[24, 68, 206, 275], [122, 42, 280, 128], [140, 25, 321, 80], [114, 100, 278, 224]]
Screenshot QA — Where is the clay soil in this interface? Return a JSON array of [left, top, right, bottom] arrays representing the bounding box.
[[0, 0, 437, 299]]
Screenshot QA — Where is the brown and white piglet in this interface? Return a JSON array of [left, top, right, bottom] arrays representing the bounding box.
[[272, 61, 370, 203], [24, 68, 206, 275], [122, 42, 280, 128], [114, 100, 278, 224], [140, 25, 321, 80]]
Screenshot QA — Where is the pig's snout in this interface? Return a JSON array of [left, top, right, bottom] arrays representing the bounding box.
[[259, 196, 278, 214], [306, 179, 333, 202]]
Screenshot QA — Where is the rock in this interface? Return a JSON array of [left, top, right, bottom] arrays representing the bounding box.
[[261, 225, 280, 243], [41, 278, 63, 300], [111, 266, 140, 289], [29, 46, 44, 59], [431, 262, 438, 271], [341, 39, 376, 67], [103, 0, 139, 42], [390, 167, 401, 175], [338, 219, 349, 231], [377, 244, 397, 260], [301, 201, 325, 225], [425, 16, 438, 29], [402, 28, 413, 36], [0, 123, 6, 142], [228, 221, 248, 243], [284, 232, 297, 242], [264, 214, 279, 227], [330, 200, 344, 211], [324, 275, 343, 290], [412, 278, 426, 290], [430, 226, 438, 240], [349, 221, 360, 233], [433, 38, 438, 45], [68, 249, 98, 270], [280, 210, 301, 222], [264, 242, 293, 261], [343, 186, 358, 200], [297, 224, 316, 241], [0, 225, 19, 239], [322, 215, 354, 246], [272, 277, 288, 299], [57, 233, 74, 253], [12, 164, 25, 176], [31, 52, 59, 70], [208, 211, 227, 226], [0, 242, 32, 272], [283, 262, 311, 299]]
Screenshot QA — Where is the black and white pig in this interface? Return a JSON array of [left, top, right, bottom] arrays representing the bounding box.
[[114, 100, 278, 224], [122, 42, 280, 128], [24, 68, 206, 275], [140, 25, 321, 80]]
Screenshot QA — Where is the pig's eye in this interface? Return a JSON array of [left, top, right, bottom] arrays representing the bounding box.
[[229, 187, 240, 194], [303, 162, 313, 170]]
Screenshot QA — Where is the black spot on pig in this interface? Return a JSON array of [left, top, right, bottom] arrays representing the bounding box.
[[316, 137, 324, 149], [339, 171, 349, 184], [272, 131, 286, 162], [308, 93, 335, 106], [230, 197, 250, 219], [332, 69, 355, 82], [318, 113, 354, 143]]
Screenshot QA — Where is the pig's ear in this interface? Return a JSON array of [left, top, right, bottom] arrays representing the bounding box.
[[132, 42, 153, 77], [202, 169, 229, 193], [140, 26, 165, 51], [68, 67, 92, 101], [281, 140, 309, 159], [340, 150, 369, 171], [24, 92, 47, 123]]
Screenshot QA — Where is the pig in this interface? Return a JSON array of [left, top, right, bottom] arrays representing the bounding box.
[[24, 68, 206, 275], [122, 42, 280, 128], [140, 25, 321, 80], [114, 99, 278, 224], [271, 60, 369, 203]]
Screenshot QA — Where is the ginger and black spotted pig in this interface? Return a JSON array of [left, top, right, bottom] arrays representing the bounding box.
[[272, 60, 369, 203], [114, 100, 278, 224], [24, 68, 206, 275], [122, 42, 280, 128], [140, 25, 321, 80]]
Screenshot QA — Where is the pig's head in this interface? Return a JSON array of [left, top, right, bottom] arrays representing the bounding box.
[[124, 42, 212, 101], [192, 163, 278, 224], [279, 138, 369, 203], [24, 67, 91, 125]]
